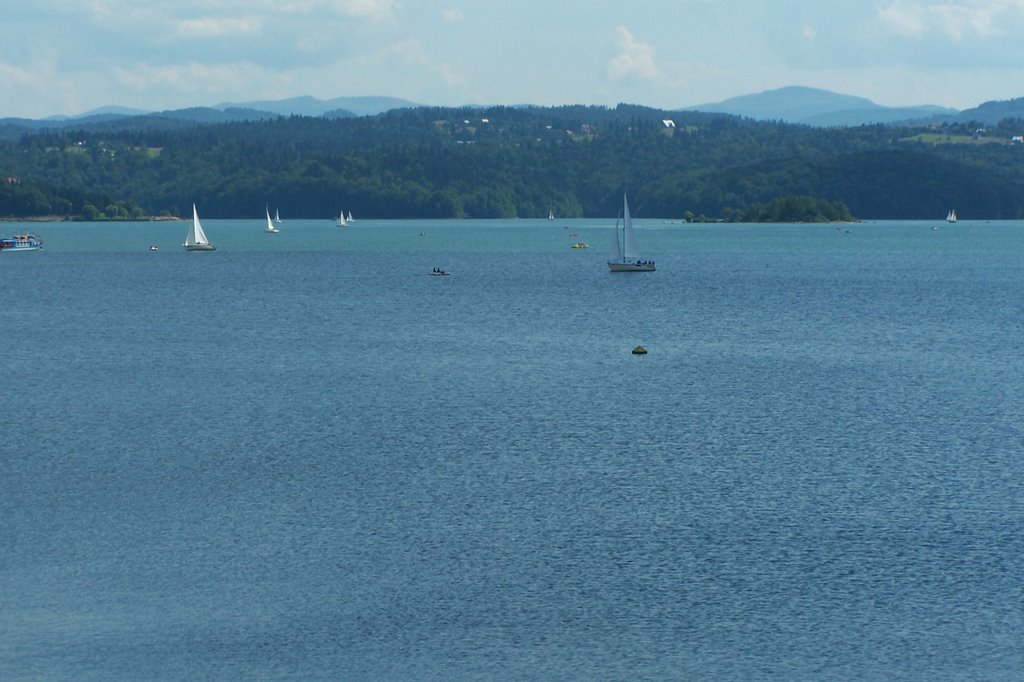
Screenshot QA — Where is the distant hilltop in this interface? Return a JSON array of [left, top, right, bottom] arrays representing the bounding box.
[[681, 85, 1024, 127], [682, 86, 959, 126]]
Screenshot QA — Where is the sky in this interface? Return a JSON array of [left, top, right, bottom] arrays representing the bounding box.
[[4, 0, 1024, 119]]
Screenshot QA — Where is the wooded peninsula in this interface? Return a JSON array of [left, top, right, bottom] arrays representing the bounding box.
[[1, 104, 1022, 222]]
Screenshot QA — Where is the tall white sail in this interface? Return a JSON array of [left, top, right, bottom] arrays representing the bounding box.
[[265, 205, 279, 232], [622, 195, 642, 261], [609, 214, 623, 262], [186, 204, 209, 246], [337, 210, 348, 227]]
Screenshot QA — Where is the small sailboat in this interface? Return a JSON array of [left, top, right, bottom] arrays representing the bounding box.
[[274, 208, 281, 223], [265, 205, 279, 233], [337, 210, 348, 227], [347, 210, 355, 223], [946, 209, 957, 223], [548, 210, 555, 220], [608, 194, 654, 271], [184, 204, 216, 251]]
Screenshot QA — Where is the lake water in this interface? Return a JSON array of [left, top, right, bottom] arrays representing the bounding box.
[[3, 217, 1023, 680]]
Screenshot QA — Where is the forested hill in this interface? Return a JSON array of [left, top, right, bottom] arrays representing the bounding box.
[[2, 103, 1024, 221]]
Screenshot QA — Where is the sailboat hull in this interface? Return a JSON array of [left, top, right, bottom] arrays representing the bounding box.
[[608, 261, 655, 272], [184, 243, 217, 251]]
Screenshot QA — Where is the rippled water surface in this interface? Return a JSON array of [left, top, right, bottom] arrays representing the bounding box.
[[3, 218, 1023, 680]]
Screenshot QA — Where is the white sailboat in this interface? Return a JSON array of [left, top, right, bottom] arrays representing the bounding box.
[[184, 204, 216, 251], [337, 210, 348, 227], [946, 209, 957, 223], [608, 194, 654, 271], [274, 208, 281, 223], [265, 205, 279, 233], [347, 210, 355, 223], [548, 210, 555, 220]]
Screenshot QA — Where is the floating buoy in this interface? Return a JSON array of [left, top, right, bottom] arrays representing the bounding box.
[[632, 345, 647, 355]]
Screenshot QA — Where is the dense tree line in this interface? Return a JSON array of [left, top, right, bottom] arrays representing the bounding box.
[[735, 195, 855, 223], [1, 104, 1023, 220]]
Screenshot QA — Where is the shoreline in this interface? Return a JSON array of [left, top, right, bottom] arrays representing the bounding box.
[[0, 215, 185, 222]]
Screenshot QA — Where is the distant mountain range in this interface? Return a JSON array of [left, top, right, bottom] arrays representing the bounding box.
[[67, 95, 421, 120], [683, 85, 1024, 127], [3, 88, 1024, 138], [0, 96, 422, 138], [211, 95, 419, 118]]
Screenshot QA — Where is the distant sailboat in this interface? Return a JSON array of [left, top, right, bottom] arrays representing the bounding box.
[[337, 210, 348, 227], [274, 208, 281, 223], [265, 205, 279, 233], [608, 194, 654, 271], [347, 210, 355, 223], [548, 210, 555, 220], [946, 209, 957, 223], [184, 204, 216, 251]]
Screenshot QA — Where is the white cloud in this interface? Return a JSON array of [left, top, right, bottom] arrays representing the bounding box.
[[114, 61, 271, 97], [0, 61, 40, 87], [324, 0, 398, 20], [362, 39, 466, 89], [607, 26, 663, 82], [75, 0, 399, 25], [441, 7, 464, 23], [877, 2, 927, 37], [876, 1, 1022, 40], [931, 3, 998, 39], [176, 16, 262, 38], [437, 64, 465, 88]]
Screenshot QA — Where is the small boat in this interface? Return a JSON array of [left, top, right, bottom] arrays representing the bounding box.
[[265, 205, 279, 233], [184, 204, 216, 251], [0, 234, 43, 252], [149, 245, 159, 252], [430, 268, 450, 276], [548, 210, 555, 220], [608, 194, 654, 272], [572, 242, 589, 249], [347, 210, 355, 223], [337, 211, 348, 227], [946, 209, 957, 223], [274, 209, 281, 223]]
